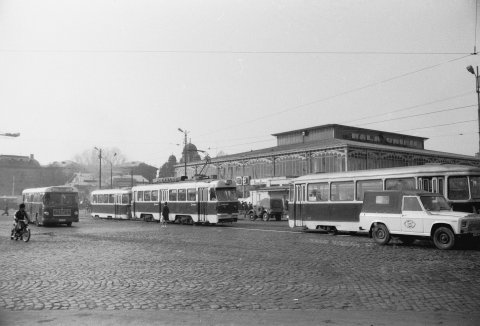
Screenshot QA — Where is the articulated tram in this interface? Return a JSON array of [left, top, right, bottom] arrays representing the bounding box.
[[90, 189, 132, 219], [132, 179, 239, 224], [288, 164, 480, 232]]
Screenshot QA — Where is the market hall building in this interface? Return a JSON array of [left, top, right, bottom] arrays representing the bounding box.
[[174, 124, 480, 181]]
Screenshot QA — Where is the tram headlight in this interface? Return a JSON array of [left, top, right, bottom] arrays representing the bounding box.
[[43, 211, 49, 216]]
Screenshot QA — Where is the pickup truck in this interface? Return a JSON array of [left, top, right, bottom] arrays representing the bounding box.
[[248, 198, 284, 221], [359, 190, 480, 250]]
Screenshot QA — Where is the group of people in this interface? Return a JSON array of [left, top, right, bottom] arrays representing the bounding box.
[[239, 201, 253, 212]]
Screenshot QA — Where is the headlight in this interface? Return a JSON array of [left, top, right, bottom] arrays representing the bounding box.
[[461, 220, 467, 228], [44, 211, 49, 216]]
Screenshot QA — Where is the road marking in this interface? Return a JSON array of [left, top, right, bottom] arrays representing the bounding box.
[[230, 226, 303, 234]]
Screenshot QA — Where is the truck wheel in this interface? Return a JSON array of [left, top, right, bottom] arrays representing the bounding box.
[[372, 223, 391, 245], [262, 212, 270, 221], [433, 227, 455, 250]]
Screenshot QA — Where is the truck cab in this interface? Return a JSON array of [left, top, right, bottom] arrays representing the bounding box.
[[359, 190, 480, 250]]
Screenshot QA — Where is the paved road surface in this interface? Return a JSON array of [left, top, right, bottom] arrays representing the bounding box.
[[1, 214, 479, 325]]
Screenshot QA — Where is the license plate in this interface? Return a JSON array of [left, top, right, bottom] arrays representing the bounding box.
[[59, 219, 66, 222]]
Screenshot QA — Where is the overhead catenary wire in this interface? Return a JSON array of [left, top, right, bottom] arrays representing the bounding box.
[[197, 53, 473, 138]]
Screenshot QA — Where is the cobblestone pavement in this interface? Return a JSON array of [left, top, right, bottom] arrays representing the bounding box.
[[1, 214, 480, 325]]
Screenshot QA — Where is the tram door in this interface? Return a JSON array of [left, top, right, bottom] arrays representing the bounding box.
[[114, 194, 120, 219], [418, 177, 445, 195], [294, 184, 306, 227], [198, 188, 208, 222]]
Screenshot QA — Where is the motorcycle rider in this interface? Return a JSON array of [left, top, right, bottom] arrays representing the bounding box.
[[11, 203, 30, 240]]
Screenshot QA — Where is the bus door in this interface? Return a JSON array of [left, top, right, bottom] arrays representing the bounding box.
[[294, 184, 306, 227], [198, 188, 208, 222]]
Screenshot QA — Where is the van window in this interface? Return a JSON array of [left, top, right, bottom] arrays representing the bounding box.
[[403, 197, 422, 211]]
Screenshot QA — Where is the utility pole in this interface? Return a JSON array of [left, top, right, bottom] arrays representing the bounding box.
[[467, 65, 480, 157], [94, 147, 103, 189], [178, 128, 189, 178]]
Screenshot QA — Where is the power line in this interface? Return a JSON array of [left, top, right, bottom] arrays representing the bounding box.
[[0, 49, 471, 55], [394, 119, 476, 133], [198, 54, 473, 138], [356, 104, 476, 127], [344, 91, 472, 124]]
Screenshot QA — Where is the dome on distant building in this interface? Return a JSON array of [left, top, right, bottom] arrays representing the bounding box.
[[180, 143, 202, 163]]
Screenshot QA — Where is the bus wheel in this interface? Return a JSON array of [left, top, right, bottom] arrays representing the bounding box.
[[372, 223, 391, 245], [433, 226, 455, 250], [262, 212, 270, 221]]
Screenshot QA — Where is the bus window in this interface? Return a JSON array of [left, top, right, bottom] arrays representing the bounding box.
[[169, 190, 177, 201], [331, 182, 354, 201], [178, 189, 186, 201], [307, 183, 328, 201], [356, 180, 382, 200], [470, 176, 480, 199], [448, 176, 469, 200], [45, 193, 78, 205], [151, 190, 158, 202], [187, 189, 196, 201], [144, 191, 151, 202], [385, 178, 415, 190]]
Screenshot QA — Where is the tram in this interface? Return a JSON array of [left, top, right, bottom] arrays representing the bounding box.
[[288, 164, 480, 231], [90, 189, 132, 219], [132, 178, 239, 224]]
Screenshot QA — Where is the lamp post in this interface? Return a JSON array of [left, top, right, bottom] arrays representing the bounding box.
[[94, 147, 103, 189], [467, 65, 480, 156], [178, 128, 189, 178], [109, 153, 117, 188]]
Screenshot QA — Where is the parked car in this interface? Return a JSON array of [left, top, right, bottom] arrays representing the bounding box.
[[248, 198, 284, 221]]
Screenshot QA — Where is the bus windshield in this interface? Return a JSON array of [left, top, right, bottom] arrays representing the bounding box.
[[420, 195, 451, 211], [215, 188, 238, 201], [44, 193, 78, 206]]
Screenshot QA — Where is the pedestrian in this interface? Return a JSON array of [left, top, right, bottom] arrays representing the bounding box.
[[161, 202, 169, 228]]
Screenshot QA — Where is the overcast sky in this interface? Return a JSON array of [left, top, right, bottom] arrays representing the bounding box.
[[0, 0, 479, 167]]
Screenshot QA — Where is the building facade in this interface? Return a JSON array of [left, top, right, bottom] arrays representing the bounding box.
[[175, 124, 480, 181]]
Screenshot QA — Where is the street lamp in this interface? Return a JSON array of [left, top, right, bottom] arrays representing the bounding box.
[[178, 128, 189, 178], [94, 147, 103, 189], [109, 153, 117, 188], [466, 65, 480, 156], [0, 132, 20, 137]]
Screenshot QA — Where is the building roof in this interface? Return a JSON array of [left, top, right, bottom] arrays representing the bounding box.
[[271, 123, 428, 140]]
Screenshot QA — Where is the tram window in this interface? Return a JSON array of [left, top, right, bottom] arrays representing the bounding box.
[[385, 178, 415, 190], [356, 180, 383, 200], [108, 194, 114, 204], [307, 183, 328, 201], [448, 177, 469, 200], [169, 189, 177, 201], [210, 188, 216, 200], [137, 191, 144, 202], [187, 189, 196, 201], [178, 189, 186, 201], [470, 177, 480, 199], [151, 190, 158, 202], [403, 197, 422, 211], [144, 191, 151, 201], [92, 195, 97, 204], [122, 194, 129, 204], [330, 182, 354, 201], [438, 178, 444, 195]]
